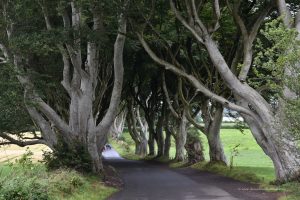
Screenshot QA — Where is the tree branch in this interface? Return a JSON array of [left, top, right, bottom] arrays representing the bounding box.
[[211, 0, 221, 32], [162, 72, 180, 118], [170, 0, 204, 43], [138, 33, 261, 120], [58, 46, 72, 95], [0, 132, 46, 147], [96, 0, 129, 133]]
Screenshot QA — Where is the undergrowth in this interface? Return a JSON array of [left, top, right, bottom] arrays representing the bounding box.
[[0, 149, 117, 200]]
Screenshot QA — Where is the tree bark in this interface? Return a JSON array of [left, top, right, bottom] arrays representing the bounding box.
[[175, 108, 188, 161], [206, 104, 227, 164], [136, 107, 148, 157], [164, 126, 171, 158], [156, 104, 165, 157], [185, 137, 205, 164], [110, 110, 127, 139], [146, 115, 156, 155]]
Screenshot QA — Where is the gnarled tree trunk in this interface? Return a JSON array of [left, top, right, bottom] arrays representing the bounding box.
[[175, 108, 188, 161], [202, 101, 227, 164], [146, 116, 156, 155], [204, 36, 300, 182], [185, 135, 205, 164]]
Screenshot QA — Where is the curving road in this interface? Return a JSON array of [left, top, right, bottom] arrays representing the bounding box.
[[103, 149, 282, 200]]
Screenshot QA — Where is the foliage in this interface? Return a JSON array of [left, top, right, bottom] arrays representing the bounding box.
[[0, 65, 33, 134], [16, 147, 34, 168], [0, 174, 48, 200], [109, 137, 141, 160], [0, 150, 117, 200], [48, 169, 84, 196], [185, 127, 205, 164], [253, 18, 300, 138], [253, 19, 299, 94], [186, 127, 201, 145], [42, 139, 92, 173], [229, 144, 240, 170], [0, 150, 48, 200], [285, 101, 300, 139]]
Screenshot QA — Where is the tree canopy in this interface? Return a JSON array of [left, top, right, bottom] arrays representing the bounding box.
[[0, 0, 300, 183]]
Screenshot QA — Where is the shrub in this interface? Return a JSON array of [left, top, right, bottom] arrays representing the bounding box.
[[42, 139, 92, 173], [48, 169, 84, 196], [0, 150, 49, 200], [0, 176, 48, 200], [16, 147, 34, 168]]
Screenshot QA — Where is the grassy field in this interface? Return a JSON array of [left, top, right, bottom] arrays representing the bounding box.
[[199, 129, 275, 182]]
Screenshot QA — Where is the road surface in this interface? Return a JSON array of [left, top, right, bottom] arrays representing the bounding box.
[[103, 149, 282, 200]]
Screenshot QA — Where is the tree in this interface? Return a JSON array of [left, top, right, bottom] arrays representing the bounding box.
[[138, 0, 300, 182], [126, 97, 148, 156], [0, 0, 129, 173]]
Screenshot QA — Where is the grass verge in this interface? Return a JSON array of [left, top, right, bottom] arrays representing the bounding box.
[[0, 151, 118, 200]]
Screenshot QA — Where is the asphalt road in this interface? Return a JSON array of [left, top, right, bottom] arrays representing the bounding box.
[[103, 149, 282, 200]]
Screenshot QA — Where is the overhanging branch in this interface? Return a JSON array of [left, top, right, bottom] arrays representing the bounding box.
[[138, 33, 260, 121], [0, 132, 46, 147]]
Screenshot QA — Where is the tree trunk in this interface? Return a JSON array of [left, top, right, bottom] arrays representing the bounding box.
[[126, 107, 141, 155], [185, 138, 205, 164], [138, 138, 148, 157], [241, 104, 300, 183], [136, 107, 148, 157], [88, 130, 103, 173], [164, 128, 171, 158], [148, 134, 155, 156], [146, 116, 156, 156], [175, 109, 187, 161], [156, 110, 165, 157], [110, 110, 127, 139], [135, 142, 141, 155], [206, 105, 227, 164]]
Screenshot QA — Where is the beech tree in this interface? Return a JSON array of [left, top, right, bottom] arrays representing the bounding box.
[[126, 97, 148, 156], [138, 0, 300, 182], [0, 0, 129, 173]]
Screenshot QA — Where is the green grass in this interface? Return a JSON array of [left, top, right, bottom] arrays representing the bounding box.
[[109, 137, 141, 160], [113, 129, 275, 180], [201, 129, 273, 168], [0, 156, 117, 200], [197, 129, 275, 182], [52, 175, 117, 200]]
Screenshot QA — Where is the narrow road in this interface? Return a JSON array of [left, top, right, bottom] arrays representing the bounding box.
[[103, 150, 282, 200]]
